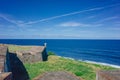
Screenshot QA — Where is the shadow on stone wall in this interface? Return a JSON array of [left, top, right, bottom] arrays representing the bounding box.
[[9, 52, 29, 80], [42, 49, 48, 61]]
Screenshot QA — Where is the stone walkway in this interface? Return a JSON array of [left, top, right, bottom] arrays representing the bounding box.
[[33, 71, 82, 80]]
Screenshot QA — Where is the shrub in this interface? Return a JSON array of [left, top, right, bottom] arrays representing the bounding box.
[[48, 51, 56, 56]]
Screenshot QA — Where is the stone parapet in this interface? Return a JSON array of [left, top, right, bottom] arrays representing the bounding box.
[[33, 71, 82, 80], [0, 72, 12, 80], [16, 46, 47, 63], [96, 70, 120, 80]]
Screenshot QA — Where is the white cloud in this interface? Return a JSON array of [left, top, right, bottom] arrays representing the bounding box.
[[87, 15, 96, 19], [95, 16, 119, 23], [58, 22, 82, 27], [0, 24, 4, 27], [115, 21, 120, 24], [25, 28, 39, 32], [0, 14, 25, 27], [0, 3, 119, 26], [58, 22, 103, 27], [25, 7, 103, 25], [109, 27, 120, 30], [25, 4, 120, 25]]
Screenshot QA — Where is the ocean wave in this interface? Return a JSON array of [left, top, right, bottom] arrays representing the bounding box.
[[59, 56, 120, 68], [83, 60, 120, 68], [54, 48, 120, 60], [51, 47, 120, 53], [50, 47, 120, 57]]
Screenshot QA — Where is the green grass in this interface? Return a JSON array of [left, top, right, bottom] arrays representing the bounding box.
[[24, 55, 118, 80], [7, 45, 119, 80], [47, 51, 56, 56], [8, 45, 32, 52]]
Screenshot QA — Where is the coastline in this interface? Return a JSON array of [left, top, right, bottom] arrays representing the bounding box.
[[0, 39, 120, 67], [4, 44, 120, 68], [58, 56, 120, 68], [25, 55, 119, 80]]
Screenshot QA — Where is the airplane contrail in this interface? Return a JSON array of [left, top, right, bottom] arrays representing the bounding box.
[[22, 3, 120, 25]]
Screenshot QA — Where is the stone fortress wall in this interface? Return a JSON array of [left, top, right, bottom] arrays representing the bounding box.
[[16, 46, 48, 63], [0, 44, 47, 80], [0, 44, 12, 80]]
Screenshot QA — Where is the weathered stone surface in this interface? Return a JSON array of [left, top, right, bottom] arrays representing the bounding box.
[[33, 71, 82, 80], [30, 46, 45, 54], [16, 46, 47, 63], [0, 72, 12, 80], [0, 44, 47, 80], [0, 44, 12, 80], [96, 70, 120, 80], [0, 45, 8, 73], [9, 53, 29, 80], [16, 51, 43, 63], [0, 44, 8, 56], [0, 55, 6, 73]]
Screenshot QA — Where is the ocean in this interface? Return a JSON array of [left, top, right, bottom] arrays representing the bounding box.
[[0, 39, 120, 68]]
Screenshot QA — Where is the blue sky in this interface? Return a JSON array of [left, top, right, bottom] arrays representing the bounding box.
[[0, 0, 120, 39]]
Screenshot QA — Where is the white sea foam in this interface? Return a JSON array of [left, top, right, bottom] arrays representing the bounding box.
[[59, 56, 120, 68], [83, 60, 120, 68]]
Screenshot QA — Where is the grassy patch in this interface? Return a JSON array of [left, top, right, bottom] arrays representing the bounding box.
[[47, 51, 56, 56], [8, 45, 32, 52], [7, 45, 118, 80], [24, 55, 117, 80]]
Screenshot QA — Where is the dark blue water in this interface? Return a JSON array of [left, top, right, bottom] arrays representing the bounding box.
[[0, 39, 120, 66]]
